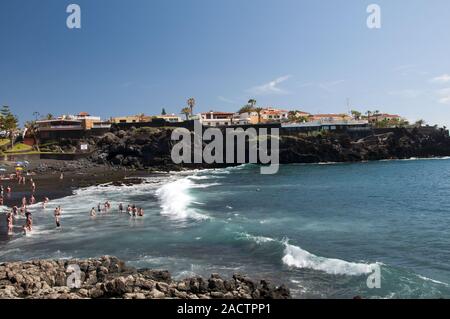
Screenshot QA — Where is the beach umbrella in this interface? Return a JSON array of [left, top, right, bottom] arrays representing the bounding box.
[[0, 168, 6, 172]]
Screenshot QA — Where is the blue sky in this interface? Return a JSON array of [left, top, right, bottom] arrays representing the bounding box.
[[1, 0, 450, 126]]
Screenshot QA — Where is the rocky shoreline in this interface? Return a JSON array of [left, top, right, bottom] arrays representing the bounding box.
[[80, 126, 450, 169], [0, 256, 290, 299]]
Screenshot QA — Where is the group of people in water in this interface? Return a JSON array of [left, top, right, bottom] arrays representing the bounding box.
[[2, 172, 40, 235], [3, 169, 146, 236], [90, 202, 145, 218]]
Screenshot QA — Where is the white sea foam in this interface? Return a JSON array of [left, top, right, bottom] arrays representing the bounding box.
[[282, 241, 377, 276], [416, 274, 449, 286], [155, 178, 208, 220], [239, 233, 376, 276], [188, 175, 211, 180], [237, 232, 276, 244]]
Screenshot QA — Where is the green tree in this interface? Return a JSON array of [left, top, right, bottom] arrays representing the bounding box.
[[0, 105, 19, 147], [187, 98, 196, 116], [161, 108, 167, 115], [247, 99, 257, 109], [350, 110, 362, 120], [254, 107, 263, 124], [181, 107, 191, 120], [238, 105, 255, 114], [44, 113, 54, 120]]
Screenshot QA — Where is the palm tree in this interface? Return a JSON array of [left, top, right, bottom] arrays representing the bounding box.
[[181, 107, 191, 120], [187, 98, 196, 116], [33, 111, 41, 121], [254, 107, 263, 124], [45, 113, 54, 120], [238, 105, 255, 114], [248, 99, 257, 109], [365, 111, 372, 123]]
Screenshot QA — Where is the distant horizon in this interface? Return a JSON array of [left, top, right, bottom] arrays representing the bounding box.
[[2, 0, 450, 127]]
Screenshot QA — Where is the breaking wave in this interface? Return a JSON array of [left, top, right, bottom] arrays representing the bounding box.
[[155, 178, 209, 220], [282, 240, 378, 276]]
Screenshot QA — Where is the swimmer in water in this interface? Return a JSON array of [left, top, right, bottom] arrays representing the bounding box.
[[90, 207, 96, 217]]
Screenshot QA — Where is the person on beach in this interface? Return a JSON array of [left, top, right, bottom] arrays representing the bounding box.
[[22, 196, 27, 207], [30, 195, 36, 205], [132, 205, 137, 217], [0, 196, 3, 206], [119, 203, 124, 213], [6, 186, 11, 194], [97, 203, 101, 213], [31, 181, 36, 193], [138, 208, 144, 217], [12, 206, 18, 216], [90, 207, 96, 217], [127, 205, 132, 216], [60, 173, 64, 180], [54, 206, 62, 228]]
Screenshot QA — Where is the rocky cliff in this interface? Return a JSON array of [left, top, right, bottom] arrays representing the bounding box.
[[82, 126, 450, 169], [0, 256, 290, 299]]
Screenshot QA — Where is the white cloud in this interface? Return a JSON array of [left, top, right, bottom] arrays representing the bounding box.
[[297, 80, 344, 93], [388, 89, 422, 99], [430, 74, 450, 83], [247, 75, 292, 95], [217, 96, 236, 104], [436, 87, 450, 104], [318, 80, 345, 92], [393, 64, 416, 72]]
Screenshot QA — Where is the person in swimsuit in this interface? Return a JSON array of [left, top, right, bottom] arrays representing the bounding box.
[[54, 206, 62, 228]]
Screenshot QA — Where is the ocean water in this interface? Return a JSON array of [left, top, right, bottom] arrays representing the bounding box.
[[1, 159, 450, 298]]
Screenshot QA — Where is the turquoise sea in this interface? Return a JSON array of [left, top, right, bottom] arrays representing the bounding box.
[[1, 158, 450, 298]]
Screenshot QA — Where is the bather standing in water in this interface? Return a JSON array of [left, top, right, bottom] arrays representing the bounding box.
[[54, 206, 62, 228], [6, 212, 13, 234], [42, 197, 49, 209]]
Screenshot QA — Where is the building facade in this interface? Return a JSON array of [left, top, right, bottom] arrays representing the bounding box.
[[200, 111, 235, 126], [260, 108, 289, 123]]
